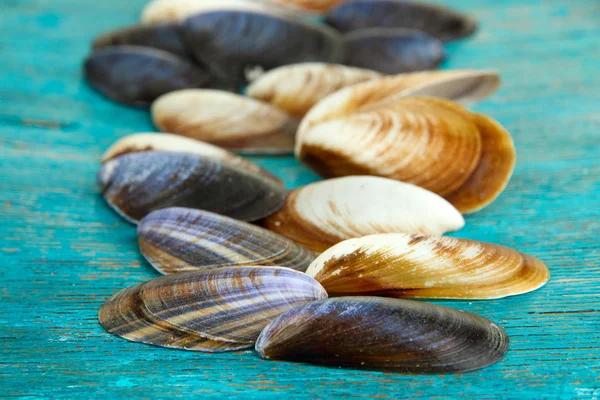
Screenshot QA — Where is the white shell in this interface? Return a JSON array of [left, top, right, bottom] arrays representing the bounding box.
[[141, 0, 275, 24]]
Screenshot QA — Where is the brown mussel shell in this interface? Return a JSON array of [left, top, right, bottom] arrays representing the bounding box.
[[262, 176, 464, 253], [152, 89, 299, 154], [256, 297, 509, 373], [297, 96, 515, 213], [84, 45, 211, 107], [92, 23, 190, 59], [99, 267, 327, 351], [97, 150, 286, 223], [306, 233, 550, 299], [325, 0, 477, 42], [138, 207, 316, 274], [343, 28, 445, 74], [246, 63, 382, 118], [182, 9, 345, 86]]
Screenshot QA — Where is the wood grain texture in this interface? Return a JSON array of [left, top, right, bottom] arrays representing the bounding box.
[[0, 0, 599, 398]]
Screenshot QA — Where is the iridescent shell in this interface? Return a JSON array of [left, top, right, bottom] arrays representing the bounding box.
[[256, 297, 508, 373], [98, 151, 285, 223], [306, 233, 550, 299], [138, 207, 315, 274], [99, 267, 327, 351]]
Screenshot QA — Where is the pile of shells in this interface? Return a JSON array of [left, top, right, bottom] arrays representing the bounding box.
[[90, 0, 550, 375]]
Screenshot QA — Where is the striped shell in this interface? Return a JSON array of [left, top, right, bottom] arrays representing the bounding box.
[[256, 297, 508, 373], [152, 89, 299, 154], [247, 63, 381, 118], [99, 267, 328, 351], [138, 207, 316, 274], [325, 0, 477, 42], [98, 151, 285, 223], [101, 133, 281, 183], [306, 233, 550, 299], [343, 28, 445, 74], [298, 69, 501, 136], [297, 97, 515, 213], [262, 176, 464, 253]]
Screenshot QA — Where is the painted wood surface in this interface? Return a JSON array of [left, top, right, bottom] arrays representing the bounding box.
[[1, 0, 599, 398]]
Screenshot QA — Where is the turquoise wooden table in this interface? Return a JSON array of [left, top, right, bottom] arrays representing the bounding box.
[[1, 0, 599, 398]]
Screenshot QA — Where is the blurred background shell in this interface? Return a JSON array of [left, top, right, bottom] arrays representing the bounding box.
[[152, 89, 299, 154], [84, 45, 211, 107], [306, 233, 550, 299], [343, 28, 445, 74], [262, 176, 464, 253], [98, 151, 286, 223], [325, 0, 477, 41], [138, 207, 315, 274], [99, 267, 327, 351], [246, 63, 382, 118], [256, 297, 508, 373]]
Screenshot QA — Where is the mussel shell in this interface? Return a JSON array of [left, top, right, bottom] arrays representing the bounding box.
[[99, 267, 327, 351], [138, 207, 316, 274], [262, 176, 464, 253], [98, 151, 286, 223], [84, 45, 211, 107], [306, 233, 550, 299], [256, 297, 509, 373], [98, 285, 248, 351], [343, 28, 445, 74], [182, 10, 345, 85], [92, 24, 189, 59], [297, 70, 501, 139], [325, 0, 477, 42], [151, 89, 299, 154], [246, 63, 382, 118], [101, 133, 282, 184]]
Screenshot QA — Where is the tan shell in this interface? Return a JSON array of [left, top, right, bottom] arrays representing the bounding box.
[[296, 96, 515, 213], [268, 0, 341, 13], [262, 176, 464, 253], [152, 89, 298, 154], [306, 233, 550, 299], [141, 0, 275, 25], [247, 63, 382, 118], [297, 69, 500, 138]]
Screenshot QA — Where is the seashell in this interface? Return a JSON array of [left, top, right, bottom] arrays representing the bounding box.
[[298, 69, 501, 136], [306, 233, 551, 299], [98, 150, 285, 223], [138, 207, 316, 274], [343, 28, 446, 74], [256, 297, 509, 373], [99, 267, 328, 351], [246, 63, 382, 118], [92, 23, 189, 59], [268, 0, 342, 14], [296, 97, 515, 213], [262, 176, 464, 253], [182, 10, 345, 85], [325, 0, 477, 42], [141, 0, 277, 25], [101, 133, 281, 184], [152, 89, 299, 154], [84, 45, 211, 107]]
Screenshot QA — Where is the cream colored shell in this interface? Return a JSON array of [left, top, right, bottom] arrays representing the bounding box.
[[151, 89, 298, 154], [263, 176, 464, 253], [141, 0, 275, 24], [247, 63, 382, 118]]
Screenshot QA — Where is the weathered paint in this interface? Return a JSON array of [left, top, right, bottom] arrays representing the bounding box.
[[0, 0, 599, 398]]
